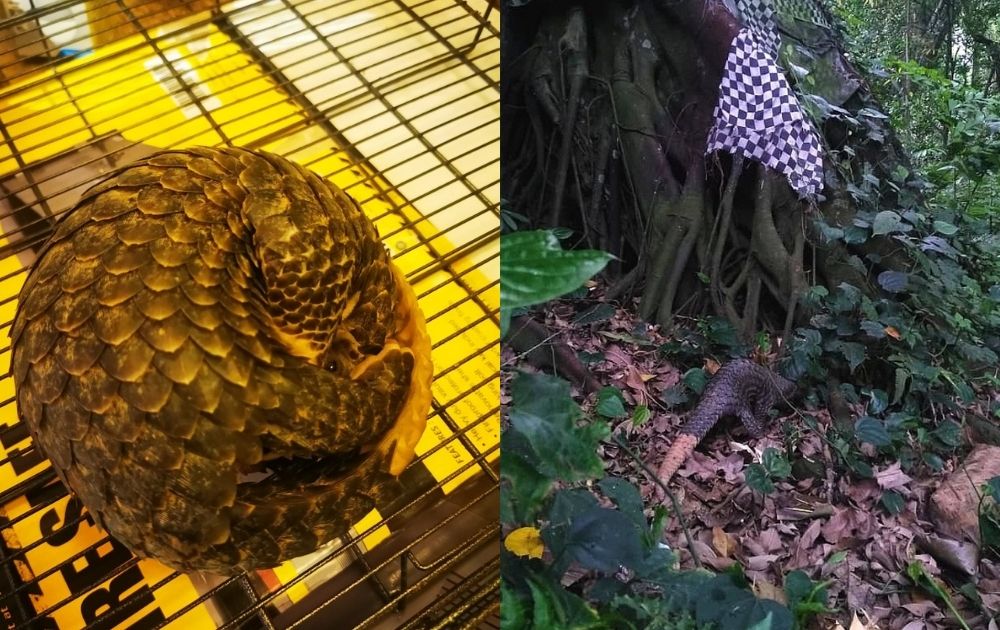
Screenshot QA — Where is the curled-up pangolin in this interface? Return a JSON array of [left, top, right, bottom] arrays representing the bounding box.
[[656, 359, 794, 486], [11, 147, 433, 574]]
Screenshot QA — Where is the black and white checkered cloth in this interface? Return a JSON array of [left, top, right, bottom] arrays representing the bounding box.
[[706, 28, 823, 198], [735, 0, 781, 56]]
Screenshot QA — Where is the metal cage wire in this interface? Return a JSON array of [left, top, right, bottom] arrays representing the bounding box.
[[0, 0, 499, 627]]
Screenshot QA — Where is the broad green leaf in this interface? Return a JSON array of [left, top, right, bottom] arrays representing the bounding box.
[[526, 576, 602, 629], [784, 570, 814, 608], [501, 432, 556, 522], [596, 387, 627, 418], [881, 491, 905, 514], [872, 210, 903, 235], [892, 368, 910, 404], [923, 452, 944, 471], [833, 341, 866, 372], [598, 477, 646, 532], [631, 405, 651, 427], [860, 320, 886, 338], [691, 574, 795, 629], [877, 270, 909, 293], [500, 583, 527, 630], [855, 416, 891, 447], [745, 464, 776, 494], [508, 373, 607, 483], [933, 421, 962, 448], [660, 385, 689, 407], [762, 448, 792, 479], [933, 220, 958, 235], [684, 368, 708, 394], [987, 477, 1000, 503], [867, 389, 889, 414], [500, 230, 613, 309], [552, 507, 644, 573], [573, 303, 616, 325]]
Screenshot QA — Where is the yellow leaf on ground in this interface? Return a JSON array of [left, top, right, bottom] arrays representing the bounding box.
[[885, 325, 901, 339], [505, 526, 545, 559], [712, 526, 735, 558], [753, 577, 786, 604]]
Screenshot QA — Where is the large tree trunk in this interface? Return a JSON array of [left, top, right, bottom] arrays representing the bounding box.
[[501, 0, 922, 338]]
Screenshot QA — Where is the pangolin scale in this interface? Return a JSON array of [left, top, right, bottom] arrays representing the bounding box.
[[11, 146, 433, 574], [657, 360, 794, 485]]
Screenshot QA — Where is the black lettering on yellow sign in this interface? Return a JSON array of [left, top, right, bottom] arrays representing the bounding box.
[[0, 424, 45, 477], [61, 540, 131, 594], [39, 497, 88, 547], [81, 565, 165, 630], [8, 482, 173, 628]]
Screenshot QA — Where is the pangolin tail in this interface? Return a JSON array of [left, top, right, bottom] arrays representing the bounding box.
[[656, 433, 700, 486]]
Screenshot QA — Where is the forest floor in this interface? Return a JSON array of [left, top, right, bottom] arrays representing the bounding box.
[[500, 284, 1000, 630]]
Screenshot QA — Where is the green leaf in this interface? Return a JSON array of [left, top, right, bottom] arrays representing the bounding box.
[[526, 576, 602, 629], [660, 385, 689, 407], [923, 452, 944, 471], [942, 371, 974, 402], [598, 477, 646, 533], [784, 570, 814, 609], [860, 320, 887, 338], [762, 448, 792, 479], [872, 210, 903, 235], [500, 230, 613, 309], [745, 464, 776, 494], [893, 368, 910, 405], [986, 477, 1000, 503], [867, 389, 889, 414], [834, 341, 866, 372], [573, 303, 617, 325], [596, 387, 627, 418], [825, 550, 848, 567], [877, 270, 910, 293], [545, 506, 644, 573], [881, 491, 905, 514], [933, 421, 962, 448], [933, 220, 959, 235], [683, 368, 708, 394], [501, 433, 556, 522], [500, 583, 527, 630], [814, 220, 844, 243], [507, 373, 607, 483], [631, 405, 651, 427], [855, 416, 891, 447], [692, 574, 794, 629], [578, 351, 604, 365], [848, 456, 874, 478]]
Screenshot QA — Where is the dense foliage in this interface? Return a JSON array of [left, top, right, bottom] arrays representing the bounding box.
[[500, 0, 1000, 626]]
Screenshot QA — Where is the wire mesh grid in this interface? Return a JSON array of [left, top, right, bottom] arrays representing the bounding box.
[[0, 0, 499, 627]]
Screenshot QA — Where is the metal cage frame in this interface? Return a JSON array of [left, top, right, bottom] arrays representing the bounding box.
[[0, 0, 499, 627]]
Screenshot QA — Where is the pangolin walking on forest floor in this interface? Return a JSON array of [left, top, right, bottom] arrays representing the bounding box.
[[11, 147, 433, 574], [656, 360, 795, 486]]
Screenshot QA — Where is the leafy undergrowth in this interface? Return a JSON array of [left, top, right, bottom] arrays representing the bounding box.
[[502, 284, 1000, 629]]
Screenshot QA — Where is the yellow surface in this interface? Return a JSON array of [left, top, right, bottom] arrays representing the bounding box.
[[0, 3, 498, 625]]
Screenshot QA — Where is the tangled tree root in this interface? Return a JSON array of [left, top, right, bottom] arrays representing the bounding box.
[[501, 0, 915, 340]]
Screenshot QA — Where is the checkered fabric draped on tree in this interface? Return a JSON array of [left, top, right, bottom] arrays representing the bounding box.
[[706, 3, 825, 198]]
